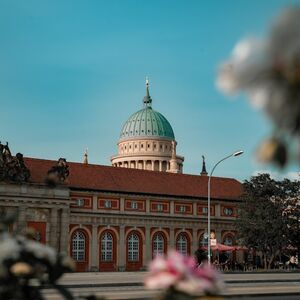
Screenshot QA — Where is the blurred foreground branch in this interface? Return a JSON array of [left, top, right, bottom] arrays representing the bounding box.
[[217, 7, 300, 168]]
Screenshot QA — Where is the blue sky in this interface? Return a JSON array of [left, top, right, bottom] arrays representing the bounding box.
[[1, 0, 299, 181]]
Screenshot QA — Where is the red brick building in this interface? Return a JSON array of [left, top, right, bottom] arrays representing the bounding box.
[[0, 157, 242, 272], [0, 82, 243, 271]]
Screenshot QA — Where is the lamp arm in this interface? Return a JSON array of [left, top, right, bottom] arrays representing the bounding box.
[[209, 154, 233, 178], [207, 153, 234, 265]]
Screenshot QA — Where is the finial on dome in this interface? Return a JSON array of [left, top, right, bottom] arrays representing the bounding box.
[[83, 148, 88, 164], [143, 77, 152, 107], [201, 155, 208, 176]]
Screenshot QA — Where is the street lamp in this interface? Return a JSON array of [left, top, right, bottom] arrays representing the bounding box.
[[207, 150, 243, 265]]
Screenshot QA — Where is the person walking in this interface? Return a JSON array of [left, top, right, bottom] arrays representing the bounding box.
[[289, 255, 296, 270]]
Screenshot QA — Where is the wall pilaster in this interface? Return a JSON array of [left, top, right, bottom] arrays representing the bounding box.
[[59, 208, 70, 254], [146, 199, 150, 213], [17, 205, 26, 233], [92, 195, 97, 211], [120, 197, 125, 212], [192, 227, 198, 254], [49, 208, 58, 250], [193, 202, 197, 216], [91, 224, 98, 271], [144, 226, 151, 266], [118, 225, 125, 271], [170, 201, 174, 215], [170, 227, 175, 249]]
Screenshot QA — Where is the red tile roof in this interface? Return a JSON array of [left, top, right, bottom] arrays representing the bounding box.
[[24, 158, 243, 200]]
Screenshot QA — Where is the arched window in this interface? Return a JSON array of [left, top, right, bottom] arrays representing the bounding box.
[[72, 231, 85, 261], [199, 233, 208, 247], [223, 234, 234, 259], [101, 232, 113, 262], [128, 233, 139, 262], [223, 235, 234, 246], [176, 233, 188, 256], [153, 233, 164, 257]]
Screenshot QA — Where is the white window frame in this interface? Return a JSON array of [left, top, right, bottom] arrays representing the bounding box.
[[176, 233, 188, 256], [76, 198, 85, 207], [101, 232, 113, 262], [157, 203, 163, 212], [224, 207, 233, 216], [104, 200, 112, 208], [153, 233, 164, 257], [131, 201, 138, 209], [179, 205, 186, 213], [72, 231, 85, 261], [202, 206, 208, 214], [128, 233, 139, 262]]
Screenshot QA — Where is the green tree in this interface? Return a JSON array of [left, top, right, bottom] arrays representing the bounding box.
[[237, 174, 300, 269], [281, 182, 300, 263]]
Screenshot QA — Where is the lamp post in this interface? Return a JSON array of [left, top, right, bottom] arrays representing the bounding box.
[[207, 150, 243, 265]]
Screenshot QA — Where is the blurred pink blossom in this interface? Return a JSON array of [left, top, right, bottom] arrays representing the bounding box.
[[144, 251, 223, 296]]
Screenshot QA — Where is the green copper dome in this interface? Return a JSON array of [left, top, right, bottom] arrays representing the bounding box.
[[120, 79, 175, 141], [120, 107, 175, 141]]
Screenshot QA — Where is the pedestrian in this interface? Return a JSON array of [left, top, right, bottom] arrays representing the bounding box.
[[289, 255, 296, 270]]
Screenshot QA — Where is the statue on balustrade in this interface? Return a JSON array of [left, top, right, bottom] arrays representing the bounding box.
[[45, 158, 69, 186], [0, 142, 30, 183]]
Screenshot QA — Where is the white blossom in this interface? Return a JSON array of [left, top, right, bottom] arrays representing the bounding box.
[[217, 7, 300, 166]]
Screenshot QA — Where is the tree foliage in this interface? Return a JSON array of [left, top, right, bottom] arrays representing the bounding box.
[[237, 173, 300, 269]]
